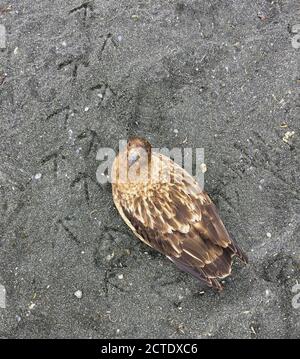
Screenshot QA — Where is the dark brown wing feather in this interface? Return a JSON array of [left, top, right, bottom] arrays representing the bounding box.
[[121, 198, 247, 290]]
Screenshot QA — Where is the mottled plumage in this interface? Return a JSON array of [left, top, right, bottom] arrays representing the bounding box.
[[112, 137, 248, 290]]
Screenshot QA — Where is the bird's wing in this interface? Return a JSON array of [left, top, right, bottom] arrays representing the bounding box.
[[112, 154, 248, 290]]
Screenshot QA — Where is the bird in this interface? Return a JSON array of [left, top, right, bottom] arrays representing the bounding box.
[[111, 137, 248, 290]]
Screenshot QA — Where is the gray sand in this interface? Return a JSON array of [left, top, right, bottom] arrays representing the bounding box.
[[0, 0, 299, 338]]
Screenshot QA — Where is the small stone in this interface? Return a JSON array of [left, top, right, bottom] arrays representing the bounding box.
[[29, 303, 36, 310], [34, 173, 42, 180], [117, 274, 124, 280], [266, 232, 272, 238], [258, 14, 267, 20], [74, 290, 82, 299], [242, 310, 251, 315], [106, 252, 114, 261], [280, 123, 288, 128], [283, 130, 295, 143], [84, 106, 89, 112], [173, 128, 179, 134]]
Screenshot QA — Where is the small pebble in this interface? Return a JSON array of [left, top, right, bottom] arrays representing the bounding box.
[[258, 14, 267, 20], [117, 274, 124, 280], [74, 290, 82, 299], [29, 303, 36, 310], [106, 253, 114, 261], [283, 130, 295, 143], [34, 173, 42, 180], [266, 232, 272, 238], [280, 123, 288, 128]]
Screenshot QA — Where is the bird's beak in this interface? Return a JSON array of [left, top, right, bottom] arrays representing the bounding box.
[[128, 152, 140, 167]]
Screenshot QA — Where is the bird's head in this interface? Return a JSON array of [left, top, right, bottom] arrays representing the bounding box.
[[126, 137, 152, 169], [112, 137, 152, 185]]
